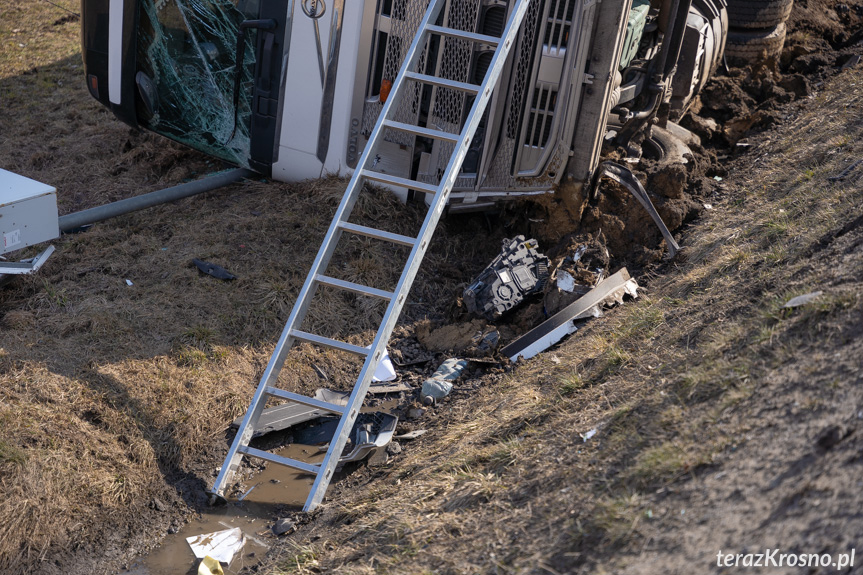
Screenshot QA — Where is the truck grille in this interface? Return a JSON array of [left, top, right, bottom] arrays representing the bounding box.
[[359, 0, 583, 196]]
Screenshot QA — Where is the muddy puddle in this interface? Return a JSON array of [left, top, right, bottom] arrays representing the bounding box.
[[123, 444, 325, 575]]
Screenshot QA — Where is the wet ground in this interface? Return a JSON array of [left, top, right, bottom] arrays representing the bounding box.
[[122, 443, 322, 575]]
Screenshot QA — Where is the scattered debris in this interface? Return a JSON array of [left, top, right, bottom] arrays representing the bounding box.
[[407, 407, 426, 420], [556, 270, 576, 293], [783, 291, 823, 308], [367, 381, 413, 394], [543, 240, 609, 317], [237, 484, 257, 501], [704, 203, 713, 210], [580, 428, 598, 442], [295, 412, 398, 465], [186, 527, 245, 564], [125, 279, 134, 286], [502, 269, 639, 361], [394, 429, 427, 440], [272, 518, 296, 536], [463, 236, 550, 320], [314, 388, 350, 407], [828, 159, 863, 182], [421, 358, 469, 404], [231, 403, 325, 438], [193, 258, 237, 280], [338, 413, 398, 464], [366, 346, 397, 381]]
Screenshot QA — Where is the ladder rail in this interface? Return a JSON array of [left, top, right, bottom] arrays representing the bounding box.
[[211, 0, 449, 502], [303, 0, 532, 512], [301, 0, 453, 511]]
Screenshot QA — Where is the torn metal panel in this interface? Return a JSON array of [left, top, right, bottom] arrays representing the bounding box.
[[501, 268, 639, 361], [230, 403, 325, 438], [595, 162, 681, 257]]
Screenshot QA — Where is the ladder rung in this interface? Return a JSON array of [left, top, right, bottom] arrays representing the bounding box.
[[315, 274, 394, 301], [265, 386, 346, 415], [290, 329, 370, 356], [382, 119, 459, 143], [239, 446, 321, 475], [338, 222, 417, 247], [362, 170, 439, 195], [403, 71, 480, 94], [426, 24, 501, 46]]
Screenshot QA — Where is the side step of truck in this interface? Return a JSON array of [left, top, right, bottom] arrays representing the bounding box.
[[210, 0, 532, 512]]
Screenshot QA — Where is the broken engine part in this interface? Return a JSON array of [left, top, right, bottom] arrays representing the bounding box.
[[464, 236, 550, 321]]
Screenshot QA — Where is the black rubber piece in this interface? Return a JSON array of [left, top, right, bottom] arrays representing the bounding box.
[[724, 21, 787, 65], [726, 0, 793, 29]]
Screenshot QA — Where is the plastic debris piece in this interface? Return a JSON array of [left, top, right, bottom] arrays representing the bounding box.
[[713, 176, 723, 181], [272, 518, 296, 536], [314, 388, 350, 407], [421, 358, 469, 403], [187, 527, 245, 564], [703, 203, 713, 210], [125, 279, 134, 286], [237, 484, 257, 501], [193, 258, 236, 280], [557, 270, 575, 293], [394, 429, 427, 440], [783, 291, 823, 309], [580, 428, 597, 442], [198, 556, 224, 575], [571, 244, 587, 263]]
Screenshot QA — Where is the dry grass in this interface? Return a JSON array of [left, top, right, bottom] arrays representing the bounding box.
[[264, 67, 863, 574]]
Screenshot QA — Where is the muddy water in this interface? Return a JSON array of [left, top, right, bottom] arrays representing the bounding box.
[[123, 444, 325, 575]]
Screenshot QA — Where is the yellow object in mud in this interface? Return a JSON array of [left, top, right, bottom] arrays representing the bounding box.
[[198, 555, 224, 575]]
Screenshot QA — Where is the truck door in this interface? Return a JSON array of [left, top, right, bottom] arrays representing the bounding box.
[[82, 0, 292, 175]]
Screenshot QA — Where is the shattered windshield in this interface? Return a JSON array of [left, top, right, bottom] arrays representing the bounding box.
[[136, 0, 256, 167]]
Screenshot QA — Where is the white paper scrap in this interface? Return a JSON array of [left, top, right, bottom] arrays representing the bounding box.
[[366, 347, 397, 382], [186, 527, 245, 564], [557, 270, 575, 293]]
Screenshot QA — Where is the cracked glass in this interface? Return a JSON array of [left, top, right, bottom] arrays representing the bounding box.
[[135, 0, 258, 167]]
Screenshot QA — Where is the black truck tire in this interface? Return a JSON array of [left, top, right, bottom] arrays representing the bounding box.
[[726, 0, 793, 29], [724, 22, 787, 65]]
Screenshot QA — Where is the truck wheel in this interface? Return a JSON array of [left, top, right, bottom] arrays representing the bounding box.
[[724, 21, 787, 65], [726, 0, 793, 29]]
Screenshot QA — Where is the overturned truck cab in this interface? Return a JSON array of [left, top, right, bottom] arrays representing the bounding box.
[[81, 0, 727, 208]]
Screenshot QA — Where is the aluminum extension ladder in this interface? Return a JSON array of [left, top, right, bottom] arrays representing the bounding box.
[[210, 0, 531, 512]]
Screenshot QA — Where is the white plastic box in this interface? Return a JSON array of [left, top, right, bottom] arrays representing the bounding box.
[[1, 168, 59, 255]]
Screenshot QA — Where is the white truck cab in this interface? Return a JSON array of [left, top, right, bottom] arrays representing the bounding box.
[[81, 0, 727, 207]]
